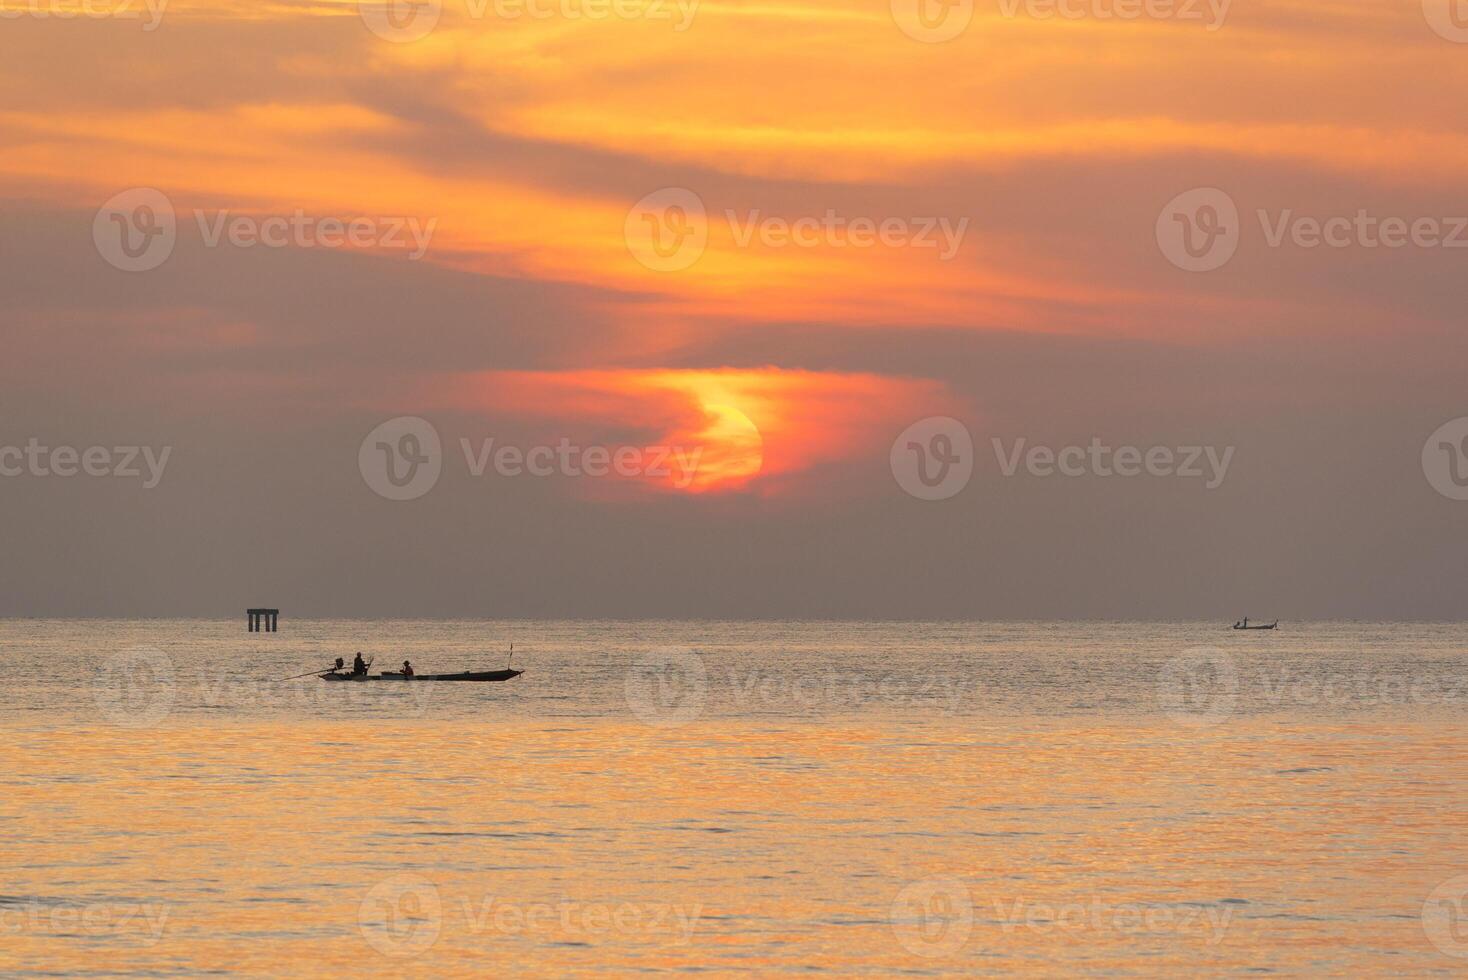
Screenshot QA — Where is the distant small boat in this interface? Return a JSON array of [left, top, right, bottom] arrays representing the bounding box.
[[1231, 619, 1278, 630], [320, 668, 522, 682]]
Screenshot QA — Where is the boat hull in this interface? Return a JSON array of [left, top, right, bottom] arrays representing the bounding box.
[[319, 669, 523, 682]]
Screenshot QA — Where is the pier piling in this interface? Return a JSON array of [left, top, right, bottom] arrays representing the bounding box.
[[247, 608, 279, 632]]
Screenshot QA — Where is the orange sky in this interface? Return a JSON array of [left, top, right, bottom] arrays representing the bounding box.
[[4, 0, 1466, 496]]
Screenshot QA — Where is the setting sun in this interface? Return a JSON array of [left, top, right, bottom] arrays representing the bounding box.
[[671, 402, 763, 492]]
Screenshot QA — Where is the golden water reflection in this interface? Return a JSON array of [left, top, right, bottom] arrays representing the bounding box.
[[2, 716, 1464, 975]]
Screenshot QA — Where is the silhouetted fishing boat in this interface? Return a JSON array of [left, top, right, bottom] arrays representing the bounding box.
[[319, 668, 522, 682], [1231, 619, 1278, 630], [292, 644, 522, 683]]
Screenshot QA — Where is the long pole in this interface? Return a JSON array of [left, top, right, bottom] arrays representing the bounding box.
[[281, 666, 335, 680]]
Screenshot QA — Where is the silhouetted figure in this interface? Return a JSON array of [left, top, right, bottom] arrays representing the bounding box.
[[401, 660, 414, 678], [353, 652, 367, 676], [334, 657, 345, 672]]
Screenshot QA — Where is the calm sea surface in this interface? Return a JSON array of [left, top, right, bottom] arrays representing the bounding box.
[[2, 620, 1466, 976]]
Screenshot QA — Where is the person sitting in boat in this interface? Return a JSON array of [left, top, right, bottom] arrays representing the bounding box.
[[401, 660, 414, 678], [333, 657, 345, 673], [353, 652, 367, 676]]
